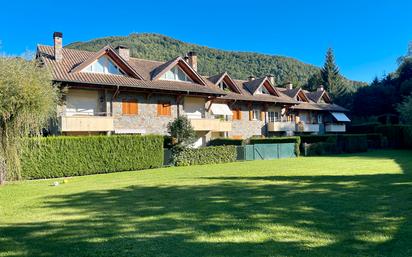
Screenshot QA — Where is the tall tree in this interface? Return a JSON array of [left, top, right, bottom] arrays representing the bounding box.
[[0, 57, 59, 184], [320, 48, 347, 98]]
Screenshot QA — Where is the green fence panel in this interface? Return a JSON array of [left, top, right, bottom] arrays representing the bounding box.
[[236, 146, 246, 160], [278, 143, 296, 158], [253, 143, 279, 160], [245, 145, 255, 161]]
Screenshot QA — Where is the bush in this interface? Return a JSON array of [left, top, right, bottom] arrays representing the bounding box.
[[338, 134, 368, 153], [366, 133, 383, 149], [249, 136, 301, 157], [375, 125, 412, 149], [174, 146, 237, 166], [21, 135, 164, 179], [208, 138, 243, 146], [303, 134, 368, 156], [300, 135, 332, 144], [347, 122, 381, 134]]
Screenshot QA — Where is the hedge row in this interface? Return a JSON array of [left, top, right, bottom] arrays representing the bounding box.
[[303, 134, 368, 156], [375, 125, 412, 149], [249, 136, 301, 157], [208, 138, 244, 146], [174, 145, 237, 166], [21, 135, 164, 179], [347, 122, 381, 134]]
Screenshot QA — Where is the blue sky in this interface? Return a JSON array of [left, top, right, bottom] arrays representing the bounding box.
[[0, 0, 410, 83]]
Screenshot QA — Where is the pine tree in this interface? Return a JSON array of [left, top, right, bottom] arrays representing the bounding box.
[[320, 48, 347, 98]]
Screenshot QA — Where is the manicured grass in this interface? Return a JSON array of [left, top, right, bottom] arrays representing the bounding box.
[[1, 150, 412, 257]]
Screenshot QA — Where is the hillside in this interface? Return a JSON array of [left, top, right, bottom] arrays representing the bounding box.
[[67, 33, 365, 88]]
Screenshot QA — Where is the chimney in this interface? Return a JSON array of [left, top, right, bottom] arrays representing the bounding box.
[[248, 75, 256, 82], [53, 32, 63, 62], [286, 82, 293, 90], [267, 74, 275, 85], [317, 85, 324, 92], [187, 51, 197, 71], [115, 45, 130, 61]]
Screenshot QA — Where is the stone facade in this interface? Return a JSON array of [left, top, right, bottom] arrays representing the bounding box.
[[113, 92, 181, 135], [228, 102, 266, 139]]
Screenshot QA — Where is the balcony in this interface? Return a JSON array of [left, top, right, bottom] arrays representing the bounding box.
[[59, 115, 114, 132], [296, 123, 320, 133], [268, 121, 296, 132], [190, 118, 232, 132], [325, 124, 346, 133]]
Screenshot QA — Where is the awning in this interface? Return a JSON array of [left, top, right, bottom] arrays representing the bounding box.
[[330, 112, 351, 122], [210, 103, 233, 116]]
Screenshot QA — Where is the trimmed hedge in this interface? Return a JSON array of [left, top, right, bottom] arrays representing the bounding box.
[[208, 138, 244, 146], [174, 146, 237, 166], [21, 135, 164, 179], [376, 125, 412, 149], [303, 134, 368, 156], [366, 133, 384, 149], [347, 122, 381, 134], [249, 136, 301, 157], [300, 135, 331, 144]]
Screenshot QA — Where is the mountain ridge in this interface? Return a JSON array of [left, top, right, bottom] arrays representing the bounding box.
[[66, 33, 366, 88]]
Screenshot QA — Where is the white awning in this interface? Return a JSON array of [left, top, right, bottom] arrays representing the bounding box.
[[210, 103, 233, 116], [330, 112, 351, 122], [115, 129, 146, 134]]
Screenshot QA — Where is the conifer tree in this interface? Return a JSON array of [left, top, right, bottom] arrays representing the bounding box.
[[321, 48, 347, 98]]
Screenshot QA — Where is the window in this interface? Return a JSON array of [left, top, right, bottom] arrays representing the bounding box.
[[250, 109, 260, 121], [317, 114, 323, 124], [268, 111, 280, 122], [122, 99, 138, 115], [84, 56, 125, 75], [157, 102, 171, 116], [232, 109, 242, 120], [257, 85, 270, 95], [218, 81, 230, 91], [160, 66, 193, 82]]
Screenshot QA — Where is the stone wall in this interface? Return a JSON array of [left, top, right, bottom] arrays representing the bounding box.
[[228, 102, 266, 139]]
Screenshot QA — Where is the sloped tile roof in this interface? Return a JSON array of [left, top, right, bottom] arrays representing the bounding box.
[[37, 45, 223, 95]]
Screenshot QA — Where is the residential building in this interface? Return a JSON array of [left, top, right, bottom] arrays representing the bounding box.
[[36, 32, 350, 146]]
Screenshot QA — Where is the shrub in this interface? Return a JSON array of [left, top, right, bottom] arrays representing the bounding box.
[[347, 122, 381, 134], [366, 133, 383, 149], [300, 135, 333, 144], [174, 146, 237, 166], [249, 136, 301, 157], [338, 134, 368, 153], [208, 138, 244, 146], [21, 135, 164, 179], [376, 125, 412, 149], [303, 134, 368, 156]]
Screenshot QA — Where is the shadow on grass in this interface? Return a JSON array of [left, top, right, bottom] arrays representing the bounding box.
[[1, 151, 412, 257]]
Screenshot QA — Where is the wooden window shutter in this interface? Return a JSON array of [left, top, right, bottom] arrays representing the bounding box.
[[122, 99, 129, 115], [129, 100, 138, 115], [157, 102, 162, 116], [238, 109, 242, 120], [165, 103, 171, 116], [260, 111, 265, 121], [232, 110, 237, 120], [158, 102, 171, 116], [249, 110, 253, 121]]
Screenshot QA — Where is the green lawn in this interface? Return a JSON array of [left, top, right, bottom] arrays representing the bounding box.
[[1, 150, 412, 257]]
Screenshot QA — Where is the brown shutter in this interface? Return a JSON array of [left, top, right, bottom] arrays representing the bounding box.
[[129, 100, 138, 115], [157, 102, 162, 116], [249, 110, 253, 121], [260, 111, 265, 121], [122, 99, 128, 115], [165, 103, 171, 116], [232, 110, 237, 120], [238, 109, 242, 120]]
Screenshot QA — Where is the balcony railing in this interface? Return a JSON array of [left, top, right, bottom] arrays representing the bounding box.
[[59, 113, 114, 132], [189, 118, 232, 132], [325, 124, 346, 133], [296, 123, 320, 133], [268, 121, 296, 132]]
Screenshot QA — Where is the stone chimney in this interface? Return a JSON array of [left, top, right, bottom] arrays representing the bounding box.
[[267, 74, 275, 85], [317, 85, 324, 92], [248, 75, 256, 82], [53, 32, 63, 62], [115, 45, 130, 61], [286, 82, 293, 90], [187, 51, 197, 71]]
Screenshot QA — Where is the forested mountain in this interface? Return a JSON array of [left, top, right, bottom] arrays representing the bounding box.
[[67, 33, 365, 88]]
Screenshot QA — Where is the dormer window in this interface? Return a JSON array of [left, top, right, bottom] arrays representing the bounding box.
[[218, 81, 230, 91], [257, 85, 270, 95], [83, 56, 125, 75], [160, 66, 192, 82]]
